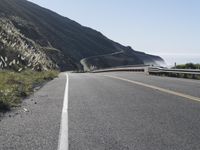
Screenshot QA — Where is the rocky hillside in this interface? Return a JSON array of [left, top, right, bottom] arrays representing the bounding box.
[[0, 0, 164, 71], [0, 17, 59, 71]]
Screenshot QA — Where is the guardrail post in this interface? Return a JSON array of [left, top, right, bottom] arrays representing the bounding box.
[[145, 67, 149, 74], [192, 74, 196, 79]]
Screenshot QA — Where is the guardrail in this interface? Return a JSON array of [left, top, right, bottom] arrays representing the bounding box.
[[91, 65, 149, 73], [91, 65, 200, 78], [148, 67, 200, 75]]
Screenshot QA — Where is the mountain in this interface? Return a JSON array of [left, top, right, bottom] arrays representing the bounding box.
[[0, 0, 164, 71]]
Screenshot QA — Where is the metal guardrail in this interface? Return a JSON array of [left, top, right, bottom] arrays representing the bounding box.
[[148, 67, 200, 75], [91, 65, 149, 73], [91, 65, 200, 76]]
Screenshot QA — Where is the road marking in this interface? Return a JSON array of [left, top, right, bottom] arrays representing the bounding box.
[[58, 73, 69, 150], [104, 75, 200, 102]]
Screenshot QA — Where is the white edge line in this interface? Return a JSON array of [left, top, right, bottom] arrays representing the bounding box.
[[57, 73, 69, 150]]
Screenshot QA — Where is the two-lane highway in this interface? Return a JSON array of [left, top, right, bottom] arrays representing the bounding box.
[[1, 72, 200, 150], [68, 72, 200, 150]]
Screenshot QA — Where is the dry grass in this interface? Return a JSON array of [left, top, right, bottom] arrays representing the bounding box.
[[0, 70, 59, 112]]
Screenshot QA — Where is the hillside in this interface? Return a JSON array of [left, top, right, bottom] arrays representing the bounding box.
[[0, 0, 164, 71]]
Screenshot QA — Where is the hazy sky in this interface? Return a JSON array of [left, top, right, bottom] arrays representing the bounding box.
[[28, 0, 200, 65]]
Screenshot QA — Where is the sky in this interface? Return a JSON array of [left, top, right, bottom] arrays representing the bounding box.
[[28, 0, 200, 65]]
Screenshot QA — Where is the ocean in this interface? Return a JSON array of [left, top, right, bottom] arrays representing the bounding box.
[[157, 54, 200, 67]]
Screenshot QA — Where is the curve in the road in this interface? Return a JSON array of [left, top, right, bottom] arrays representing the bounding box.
[[80, 50, 124, 71]]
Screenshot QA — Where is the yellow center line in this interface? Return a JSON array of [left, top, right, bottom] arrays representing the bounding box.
[[104, 75, 200, 102]]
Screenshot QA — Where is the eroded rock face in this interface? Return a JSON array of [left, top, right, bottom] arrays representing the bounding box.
[[0, 17, 58, 71]]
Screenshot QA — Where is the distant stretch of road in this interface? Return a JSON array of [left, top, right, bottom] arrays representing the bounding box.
[[1, 72, 200, 150], [80, 50, 123, 71]]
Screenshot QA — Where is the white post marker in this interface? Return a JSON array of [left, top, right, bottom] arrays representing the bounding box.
[[58, 73, 69, 150]]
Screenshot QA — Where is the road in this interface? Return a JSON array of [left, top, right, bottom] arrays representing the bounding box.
[[80, 50, 123, 71], [1, 72, 200, 150]]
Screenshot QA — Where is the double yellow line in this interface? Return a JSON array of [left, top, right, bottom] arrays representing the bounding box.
[[104, 75, 200, 102]]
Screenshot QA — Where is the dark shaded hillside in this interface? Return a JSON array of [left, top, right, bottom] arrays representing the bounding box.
[[0, 0, 164, 71]]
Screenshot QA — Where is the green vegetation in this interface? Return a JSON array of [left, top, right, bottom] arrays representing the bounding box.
[[0, 70, 59, 112], [175, 63, 200, 69]]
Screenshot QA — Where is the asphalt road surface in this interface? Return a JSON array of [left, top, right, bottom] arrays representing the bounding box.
[[1, 72, 200, 150]]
